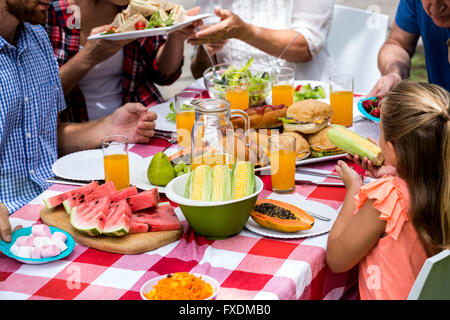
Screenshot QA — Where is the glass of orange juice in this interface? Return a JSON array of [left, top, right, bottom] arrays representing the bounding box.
[[175, 91, 201, 150], [102, 135, 130, 190], [269, 135, 296, 193], [272, 67, 295, 106], [225, 72, 249, 110], [329, 74, 354, 127]]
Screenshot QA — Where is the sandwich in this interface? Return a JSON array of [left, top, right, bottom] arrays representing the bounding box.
[[307, 126, 345, 157], [116, 14, 149, 33], [170, 4, 187, 24], [280, 99, 333, 134], [126, 0, 159, 18], [279, 132, 310, 160]]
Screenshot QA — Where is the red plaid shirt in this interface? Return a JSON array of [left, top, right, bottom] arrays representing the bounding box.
[[46, 0, 182, 122]]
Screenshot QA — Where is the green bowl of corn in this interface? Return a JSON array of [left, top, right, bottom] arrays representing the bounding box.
[[165, 164, 263, 240]]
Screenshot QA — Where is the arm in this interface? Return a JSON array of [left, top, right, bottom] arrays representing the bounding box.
[[188, 8, 313, 63], [326, 161, 386, 273], [57, 103, 157, 156], [368, 23, 420, 97], [190, 41, 227, 79]]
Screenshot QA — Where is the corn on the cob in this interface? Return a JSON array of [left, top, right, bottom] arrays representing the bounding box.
[[185, 165, 213, 201], [231, 161, 255, 200], [327, 125, 384, 166], [212, 165, 232, 201]]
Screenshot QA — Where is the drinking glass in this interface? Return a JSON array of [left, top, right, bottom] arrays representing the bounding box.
[[329, 74, 354, 127], [102, 135, 130, 191], [272, 67, 295, 106], [225, 72, 249, 111], [175, 91, 201, 150], [269, 134, 296, 193]]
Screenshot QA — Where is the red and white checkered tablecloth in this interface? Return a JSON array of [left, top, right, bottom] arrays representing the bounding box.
[[0, 83, 379, 300], [0, 136, 364, 300]]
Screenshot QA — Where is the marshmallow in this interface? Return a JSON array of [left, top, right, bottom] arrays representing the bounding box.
[[41, 245, 60, 258], [10, 243, 21, 256], [31, 224, 52, 238], [33, 237, 53, 248], [30, 247, 42, 259], [16, 246, 32, 259], [52, 238, 68, 252], [51, 232, 67, 243], [15, 236, 30, 247]]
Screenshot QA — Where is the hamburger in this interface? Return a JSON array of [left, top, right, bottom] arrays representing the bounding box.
[[279, 132, 310, 160], [307, 126, 345, 157], [280, 100, 333, 134]]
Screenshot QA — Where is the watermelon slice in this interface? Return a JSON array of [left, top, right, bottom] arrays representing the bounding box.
[[129, 202, 181, 233], [70, 197, 110, 236], [43, 181, 99, 210], [103, 200, 132, 237], [63, 181, 117, 214], [127, 188, 159, 212], [110, 186, 138, 203]]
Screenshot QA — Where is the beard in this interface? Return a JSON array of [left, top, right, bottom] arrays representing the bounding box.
[[5, 0, 48, 25]]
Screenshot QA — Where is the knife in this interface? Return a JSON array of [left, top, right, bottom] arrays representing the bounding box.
[[304, 210, 331, 221], [45, 177, 92, 186], [295, 179, 345, 187]]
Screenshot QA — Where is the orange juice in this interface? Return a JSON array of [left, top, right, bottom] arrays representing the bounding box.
[[104, 154, 130, 190], [226, 88, 249, 110], [272, 85, 294, 106], [330, 91, 353, 127], [176, 110, 195, 149], [191, 153, 234, 170], [270, 149, 296, 192]]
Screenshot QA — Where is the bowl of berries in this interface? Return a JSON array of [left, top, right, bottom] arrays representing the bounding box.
[[358, 97, 381, 123]]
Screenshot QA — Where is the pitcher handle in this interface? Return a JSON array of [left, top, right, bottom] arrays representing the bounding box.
[[230, 109, 250, 134]]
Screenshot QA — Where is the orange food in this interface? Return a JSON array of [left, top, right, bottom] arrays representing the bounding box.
[[144, 272, 214, 300]]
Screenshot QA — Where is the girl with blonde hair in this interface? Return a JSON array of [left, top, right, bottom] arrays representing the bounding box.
[[326, 80, 450, 300]]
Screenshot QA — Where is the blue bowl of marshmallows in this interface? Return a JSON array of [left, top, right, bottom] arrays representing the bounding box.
[[0, 224, 75, 264]]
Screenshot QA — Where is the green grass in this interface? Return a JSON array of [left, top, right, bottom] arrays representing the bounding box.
[[410, 45, 428, 83]]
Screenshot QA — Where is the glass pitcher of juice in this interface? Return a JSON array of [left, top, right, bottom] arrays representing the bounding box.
[[191, 98, 250, 169]]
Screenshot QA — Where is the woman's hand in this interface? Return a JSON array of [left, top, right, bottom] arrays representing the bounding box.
[[0, 203, 21, 243], [168, 7, 203, 42], [188, 7, 247, 45], [335, 160, 364, 191], [81, 25, 133, 68]]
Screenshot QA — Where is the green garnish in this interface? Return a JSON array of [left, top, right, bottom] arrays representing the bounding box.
[[294, 83, 326, 102]]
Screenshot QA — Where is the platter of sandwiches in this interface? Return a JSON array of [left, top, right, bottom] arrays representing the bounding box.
[[88, 0, 211, 41]]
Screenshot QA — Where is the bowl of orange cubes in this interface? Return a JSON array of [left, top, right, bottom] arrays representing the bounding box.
[[140, 272, 220, 300]]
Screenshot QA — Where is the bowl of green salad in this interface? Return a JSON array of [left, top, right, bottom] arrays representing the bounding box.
[[203, 58, 271, 108]]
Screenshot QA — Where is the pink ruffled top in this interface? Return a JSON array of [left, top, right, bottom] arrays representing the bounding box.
[[354, 176, 427, 300]]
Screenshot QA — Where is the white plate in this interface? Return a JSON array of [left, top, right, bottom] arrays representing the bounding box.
[[88, 14, 212, 41], [245, 196, 337, 239], [151, 100, 177, 133], [254, 153, 347, 173], [140, 273, 219, 300], [51, 150, 166, 192]]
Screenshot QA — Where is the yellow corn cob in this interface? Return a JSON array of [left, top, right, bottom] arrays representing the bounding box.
[[231, 161, 255, 200], [327, 125, 384, 166], [212, 165, 232, 201], [185, 165, 212, 201]]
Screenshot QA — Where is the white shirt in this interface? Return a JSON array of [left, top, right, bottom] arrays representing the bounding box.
[[78, 46, 124, 121], [196, 0, 336, 82]]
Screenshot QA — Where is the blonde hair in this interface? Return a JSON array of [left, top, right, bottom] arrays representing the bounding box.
[[381, 80, 450, 255]]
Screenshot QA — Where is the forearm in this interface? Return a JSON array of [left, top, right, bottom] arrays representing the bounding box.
[[59, 49, 95, 96], [156, 35, 184, 75], [191, 45, 215, 79], [328, 186, 360, 243], [239, 25, 313, 63], [57, 118, 108, 156], [377, 43, 412, 79]]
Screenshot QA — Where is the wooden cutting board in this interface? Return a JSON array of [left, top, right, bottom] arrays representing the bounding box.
[[40, 207, 183, 255]]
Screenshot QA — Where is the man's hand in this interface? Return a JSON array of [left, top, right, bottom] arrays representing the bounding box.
[[367, 72, 402, 98], [0, 203, 21, 243], [188, 8, 247, 45], [107, 103, 157, 144]]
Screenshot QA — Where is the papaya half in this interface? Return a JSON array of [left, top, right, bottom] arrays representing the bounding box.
[[250, 199, 314, 232]]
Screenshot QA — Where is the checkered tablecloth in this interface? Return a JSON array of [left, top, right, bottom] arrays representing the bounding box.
[[0, 85, 379, 300]]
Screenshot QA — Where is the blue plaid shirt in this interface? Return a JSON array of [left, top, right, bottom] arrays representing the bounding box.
[[0, 23, 66, 213]]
